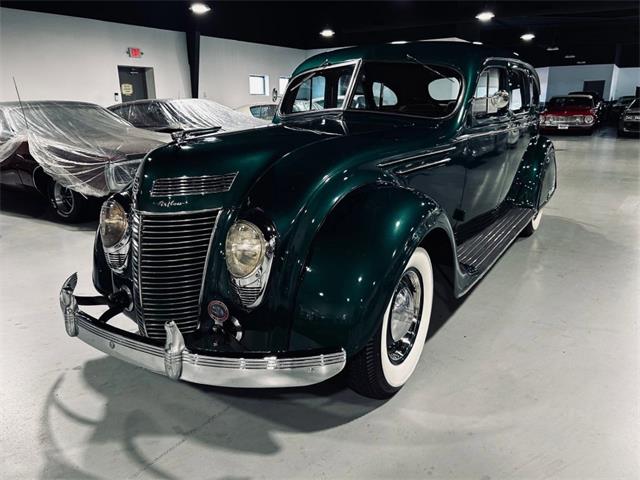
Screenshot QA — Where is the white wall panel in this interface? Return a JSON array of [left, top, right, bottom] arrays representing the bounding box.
[[0, 7, 190, 106], [198, 36, 306, 108], [544, 64, 615, 100], [612, 67, 640, 98]]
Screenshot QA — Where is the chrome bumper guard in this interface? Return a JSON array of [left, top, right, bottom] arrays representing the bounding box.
[[60, 273, 346, 388]]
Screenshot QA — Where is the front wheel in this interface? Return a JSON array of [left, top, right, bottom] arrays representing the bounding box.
[[347, 247, 434, 399], [521, 208, 543, 237], [47, 180, 90, 222]]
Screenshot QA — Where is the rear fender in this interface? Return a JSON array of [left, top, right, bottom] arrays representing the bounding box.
[[289, 185, 454, 356], [507, 135, 556, 209]]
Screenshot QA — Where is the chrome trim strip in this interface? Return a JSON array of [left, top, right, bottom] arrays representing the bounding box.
[[278, 59, 362, 118], [378, 146, 457, 168], [397, 157, 452, 174], [59, 282, 346, 389]]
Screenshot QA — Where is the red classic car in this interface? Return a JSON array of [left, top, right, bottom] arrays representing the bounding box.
[[540, 95, 599, 134]]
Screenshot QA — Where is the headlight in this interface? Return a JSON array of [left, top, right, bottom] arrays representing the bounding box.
[[584, 115, 594, 124], [225, 221, 266, 278], [100, 199, 128, 249], [105, 158, 142, 192]]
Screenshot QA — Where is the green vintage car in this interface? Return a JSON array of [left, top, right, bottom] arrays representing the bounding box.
[[60, 42, 556, 398]]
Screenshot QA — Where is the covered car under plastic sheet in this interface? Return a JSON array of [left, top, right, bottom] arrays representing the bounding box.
[[107, 98, 267, 133], [0, 101, 169, 197]]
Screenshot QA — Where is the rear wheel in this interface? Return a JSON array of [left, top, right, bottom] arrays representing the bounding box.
[[521, 208, 543, 237], [348, 247, 434, 399], [47, 180, 90, 222]]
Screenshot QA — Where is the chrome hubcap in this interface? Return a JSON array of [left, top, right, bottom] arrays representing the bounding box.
[[53, 183, 75, 216], [387, 269, 422, 364]]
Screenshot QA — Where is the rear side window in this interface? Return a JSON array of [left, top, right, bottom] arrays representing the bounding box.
[[508, 69, 530, 112]]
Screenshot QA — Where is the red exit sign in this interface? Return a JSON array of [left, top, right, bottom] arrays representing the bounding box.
[[127, 47, 143, 58]]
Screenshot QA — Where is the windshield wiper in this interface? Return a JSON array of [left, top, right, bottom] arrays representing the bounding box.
[[405, 54, 456, 83]]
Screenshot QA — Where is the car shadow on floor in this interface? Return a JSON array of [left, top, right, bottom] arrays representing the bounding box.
[[39, 279, 468, 479], [0, 188, 98, 231]]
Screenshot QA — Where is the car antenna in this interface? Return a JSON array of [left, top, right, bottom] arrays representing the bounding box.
[[405, 54, 455, 83], [12, 76, 30, 130]]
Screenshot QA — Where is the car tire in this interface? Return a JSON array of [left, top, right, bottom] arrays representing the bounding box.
[[347, 247, 433, 399], [47, 180, 90, 222], [521, 208, 543, 237]]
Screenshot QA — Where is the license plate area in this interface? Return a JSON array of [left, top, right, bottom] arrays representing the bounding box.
[[558, 125, 569, 130]]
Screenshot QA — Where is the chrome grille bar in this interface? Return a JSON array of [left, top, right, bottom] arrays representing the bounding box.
[[132, 209, 220, 339], [151, 173, 237, 197]]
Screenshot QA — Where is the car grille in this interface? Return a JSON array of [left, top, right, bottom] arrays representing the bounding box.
[[544, 115, 584, 125], [131, 209, 220, 339], [150, 173, 237, 197], [106, 251, 127, 271], [232, 283, 262, 307]]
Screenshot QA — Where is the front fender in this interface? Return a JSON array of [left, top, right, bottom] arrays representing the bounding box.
[[290, 185, 448, 356], [507, 135, 556, 209]]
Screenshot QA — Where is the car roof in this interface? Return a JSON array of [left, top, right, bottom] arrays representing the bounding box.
[[292, 41, 529, 78]]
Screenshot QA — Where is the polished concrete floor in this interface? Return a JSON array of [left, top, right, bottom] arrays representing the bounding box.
[[1, 128, 639, 479]]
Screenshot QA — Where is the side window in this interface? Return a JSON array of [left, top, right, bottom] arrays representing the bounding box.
[[372, 82, 398, 107], [529, 74, 540, 107], [292, 75, 326, 112], [508, 69, 532, 113], [473, 68, 505, 117]]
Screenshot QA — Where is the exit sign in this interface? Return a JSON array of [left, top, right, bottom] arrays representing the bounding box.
[[127, 47, 143, 58]]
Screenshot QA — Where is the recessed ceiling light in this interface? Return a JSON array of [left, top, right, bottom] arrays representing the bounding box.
[[475, 11, 495, 22], [546, 46, 559, 51], [472, 41, 483, 45], [513, 51, 520, 56], [576, 61, 586, 64], [564, 54, 576, 59], [391, 40, 408, 45], [189, 3, 211, 15], [320, 29, 335, 38], [520, 33, 535, 41]]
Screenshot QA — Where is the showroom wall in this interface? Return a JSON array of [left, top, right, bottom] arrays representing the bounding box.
[[612, 67, 640, 98], [198, 36, 306, 108], [0, 8, 191, 106]]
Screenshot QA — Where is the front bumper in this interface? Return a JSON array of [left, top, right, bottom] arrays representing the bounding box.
[[60, 273, 346, 388], [619, 120, 640, 134]]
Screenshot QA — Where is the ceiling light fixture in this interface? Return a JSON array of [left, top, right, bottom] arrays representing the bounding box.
[[520, 33, 535, 41], [546, 46, 559, 51], [475, 11, 495, 22], [472, 41, 483, 45], [189, 3, 211, 15], [391, 40, 408, 45], [564, 54, 576, 59], [513, 52, 520, 56], [320, 29, 335, 38], [576, 61, 586, 64]]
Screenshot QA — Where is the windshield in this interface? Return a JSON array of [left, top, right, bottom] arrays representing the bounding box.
[[548, 96, 593, 108], [281, 61, 462, 118], [349, 62, 462, 117], [629, 99, 639, 109], [281, 64, 355, 114], [618, 96, 636, 106]]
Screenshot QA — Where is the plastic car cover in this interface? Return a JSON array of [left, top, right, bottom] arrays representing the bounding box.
[[108, 98, 267, 132], [0, 101, 169, 197]]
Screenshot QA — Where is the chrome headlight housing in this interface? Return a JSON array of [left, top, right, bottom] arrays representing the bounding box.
[[584, 115, 594, 124], [225, 219, 276, 308], [100, 198, 130, 272]]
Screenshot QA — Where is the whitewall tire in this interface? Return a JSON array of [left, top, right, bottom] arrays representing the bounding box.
[[348, 247, 434, 398], [521, 208, 543, 237]]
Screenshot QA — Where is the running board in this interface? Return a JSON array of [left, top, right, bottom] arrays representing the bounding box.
[[456, 207, 534, 276]]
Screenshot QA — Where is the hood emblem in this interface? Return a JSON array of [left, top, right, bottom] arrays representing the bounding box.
[[156, 199, 188, 208]]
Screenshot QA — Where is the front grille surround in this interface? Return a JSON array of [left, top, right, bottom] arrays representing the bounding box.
[[131, 208, 220, 339], [150, 173, 238, 197]]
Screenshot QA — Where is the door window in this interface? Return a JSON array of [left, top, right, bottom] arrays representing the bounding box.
[[472, 68, 506, 117], [508, 69, 529, 113]]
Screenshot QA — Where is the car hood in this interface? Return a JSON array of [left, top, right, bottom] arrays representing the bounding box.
[[135, 112, 449, 217], [624, 108, 640, 115]]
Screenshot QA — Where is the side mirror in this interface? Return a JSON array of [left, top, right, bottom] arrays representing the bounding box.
[[490, 90, 510, 110]]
